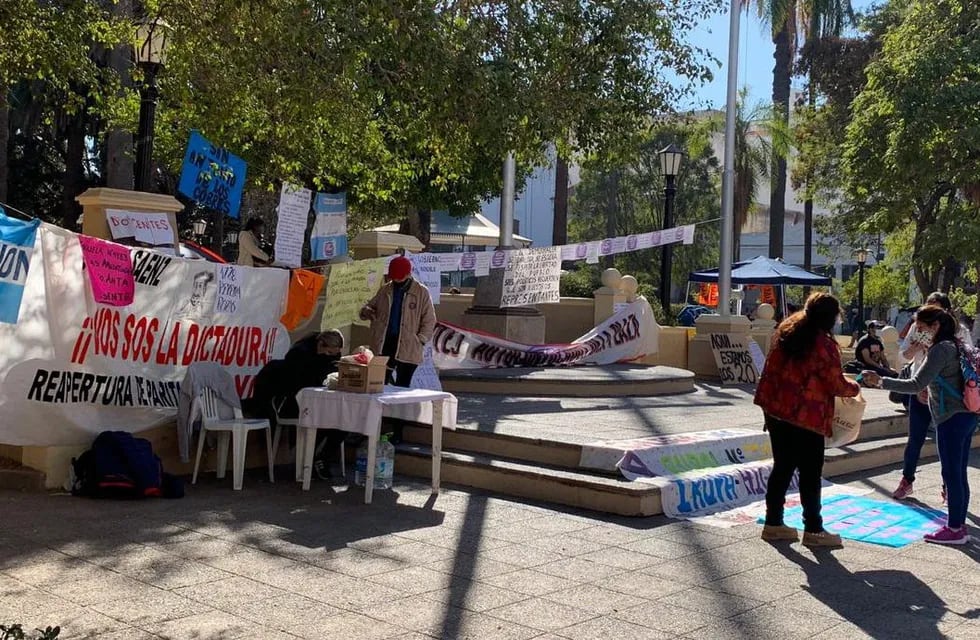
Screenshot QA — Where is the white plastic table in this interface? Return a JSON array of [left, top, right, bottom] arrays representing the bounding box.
[[295, 386, 458, 503]]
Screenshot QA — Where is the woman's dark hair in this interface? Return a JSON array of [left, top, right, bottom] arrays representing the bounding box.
[[773, 292, 841, 359], [916, 304, 959, 344], [925, 291, 952, 311], [244, 218, 264, 232]]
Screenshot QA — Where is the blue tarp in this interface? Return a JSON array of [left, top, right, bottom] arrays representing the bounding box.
[[688, 255, 832, 286]]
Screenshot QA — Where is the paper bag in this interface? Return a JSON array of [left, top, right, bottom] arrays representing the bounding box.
[[827, 392, 866, 448]]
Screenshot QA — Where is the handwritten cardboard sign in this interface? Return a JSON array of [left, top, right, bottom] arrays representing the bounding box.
[[500, 246, 561, 308], [79, 235, 135, 306], [709, 333, 758, 385], [215, 264, 244, 315], [177, 131, 247, 218]]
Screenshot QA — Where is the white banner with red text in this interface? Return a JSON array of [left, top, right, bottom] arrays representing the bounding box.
[[431, 298, 659, 369], [0, 224, 290, 446]]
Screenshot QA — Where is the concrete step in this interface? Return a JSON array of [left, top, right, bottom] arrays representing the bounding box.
[[0, 458, 46, 492], [440, 365, 696, 397], [395, 431, 980, 518], [402, 411, 913, 475]]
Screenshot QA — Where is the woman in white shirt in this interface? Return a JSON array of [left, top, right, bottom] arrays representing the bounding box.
[[238, 218, 271, 267]]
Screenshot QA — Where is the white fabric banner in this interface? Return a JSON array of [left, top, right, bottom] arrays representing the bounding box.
[[431, 297, 659, 368], [0, 225, 290, 446]]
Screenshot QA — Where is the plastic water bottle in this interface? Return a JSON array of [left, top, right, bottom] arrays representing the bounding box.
[[354, 435, 395, 489]]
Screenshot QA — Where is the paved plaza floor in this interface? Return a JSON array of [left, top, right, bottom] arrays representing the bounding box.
[[1, 450, 978, 639]]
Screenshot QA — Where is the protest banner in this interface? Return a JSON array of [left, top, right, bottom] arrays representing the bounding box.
[[431, 297, 659, 369], [408, 253, 441, 305], [579, 428, 772, 474], [311, 192, 348, 260], [0, 214, 40, 324], [410, 344, 442, 392], [78, 235, 135, 307], [0, 224, 290, 446], [501, 247, 560, 308], [274, 182, 312, 268], [320, 257, 387, 330], [177, 131, 247, 218], [105, 210, 175, 247], [709, 333, 758, 384]]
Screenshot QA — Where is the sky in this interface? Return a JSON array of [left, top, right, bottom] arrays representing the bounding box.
[[683, 0, 880, 110]]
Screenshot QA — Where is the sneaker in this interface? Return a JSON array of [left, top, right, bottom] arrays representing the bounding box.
[[761, 525, 799, 542], [313, 459, 330, 481], [802, 531, 844, 548], [892, 478, 914, 500], [924, 526, 969, 546]]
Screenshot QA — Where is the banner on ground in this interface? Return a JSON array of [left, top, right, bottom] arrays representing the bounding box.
[[431, 297, 659, 369], [275, 182, 312, 268], [177, 131, 247, 219], [0, 214, 40, 324], [319, 257, 387, 330], [0, 224, 290, 446], [311, 192, 348, 261]]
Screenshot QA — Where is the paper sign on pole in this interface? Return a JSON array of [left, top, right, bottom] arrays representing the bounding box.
[[176, 131, 247, 219], [407, 253, 441, 305], [274, 182, 312, 268], [78, 235, 135, 307], [106, 210, 174, 247], [311, 192, 348, 260], [500, 247, 561, 308], [709, 333, 759, 385]]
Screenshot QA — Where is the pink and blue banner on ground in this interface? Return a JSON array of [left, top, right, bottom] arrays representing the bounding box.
[[760, 494, 947, 547]]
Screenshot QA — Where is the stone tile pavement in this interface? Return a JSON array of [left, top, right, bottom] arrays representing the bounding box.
[[1, 452, 978, 640]]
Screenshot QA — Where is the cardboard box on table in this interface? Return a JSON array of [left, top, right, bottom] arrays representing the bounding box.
[[337, 357, 389, 393]]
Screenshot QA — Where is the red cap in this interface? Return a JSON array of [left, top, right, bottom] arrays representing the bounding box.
[[388, 256, 412, 281]]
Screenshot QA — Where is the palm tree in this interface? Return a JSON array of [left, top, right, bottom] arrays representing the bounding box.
[[751, 0, 854, 260]]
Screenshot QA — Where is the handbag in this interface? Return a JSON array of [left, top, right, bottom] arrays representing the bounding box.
[[827, 391, 866, 448], [888, 362, 913, 407]]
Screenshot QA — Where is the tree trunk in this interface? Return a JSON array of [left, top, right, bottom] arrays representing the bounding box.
[[552, 155, 569, 246], [62, 112, 86, 230], [418, 208, 431, 250], [768, 21, 792, 260], [104, 0, 134, 189], [0, 88, 8, 204]]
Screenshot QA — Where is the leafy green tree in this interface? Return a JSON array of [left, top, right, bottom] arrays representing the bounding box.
[[566, 120, 721, 320], [840, 0, 980, 296]]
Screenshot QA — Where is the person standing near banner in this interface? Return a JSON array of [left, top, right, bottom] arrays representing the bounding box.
[[237, 218, 271, 267], [359, 255, 436, 387], [754, 293, 860, 548]]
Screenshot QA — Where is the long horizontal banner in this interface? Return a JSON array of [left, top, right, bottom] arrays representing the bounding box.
[[433, 223, 697, 273], [0, 217, 290, 446], [431, 298, 659, 368]]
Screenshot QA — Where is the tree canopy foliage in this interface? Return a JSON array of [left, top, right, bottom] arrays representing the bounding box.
[[1, 0, 725, 236]]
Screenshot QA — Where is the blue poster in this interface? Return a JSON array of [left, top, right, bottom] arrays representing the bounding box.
[[0, 212, 41, 324], [310, 192, 348, 260], [177, 131, 247, 219]]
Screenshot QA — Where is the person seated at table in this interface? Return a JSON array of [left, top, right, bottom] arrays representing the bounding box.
[[244, 330, 348, 478], [855, 321, 898, 377]]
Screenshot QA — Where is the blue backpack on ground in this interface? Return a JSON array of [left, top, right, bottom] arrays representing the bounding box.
[[71, 431, 180, 499]]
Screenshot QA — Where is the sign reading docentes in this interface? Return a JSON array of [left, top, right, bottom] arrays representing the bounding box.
[[709, 333, 758, 384], [177, 131, 247, 219]]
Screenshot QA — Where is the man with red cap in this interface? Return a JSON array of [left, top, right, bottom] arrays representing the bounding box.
[[359, 254, 436, 388]]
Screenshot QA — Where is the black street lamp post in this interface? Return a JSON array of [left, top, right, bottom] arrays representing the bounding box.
[[855, 247, 869, 332], [134, 19, 169, 192], [658, 144, 684, 316]]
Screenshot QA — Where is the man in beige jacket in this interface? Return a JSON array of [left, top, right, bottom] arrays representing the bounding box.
[[359, 255, 436, 387]]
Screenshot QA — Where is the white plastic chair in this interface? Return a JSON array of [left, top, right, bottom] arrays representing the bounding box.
[[271, 397, 346, 482], [191, 387, 274, 490]]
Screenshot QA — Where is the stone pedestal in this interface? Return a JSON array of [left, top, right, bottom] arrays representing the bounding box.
[[688, 313, 753, 378], [880, 325, 900, 370], [593, 286, 627, 325], [75, 188, 183, 247], [463, 268, 545, 344], [750, 303, 777, 354]]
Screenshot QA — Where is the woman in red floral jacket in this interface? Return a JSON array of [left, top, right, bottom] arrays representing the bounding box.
[[755, 292, 861, 547]]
